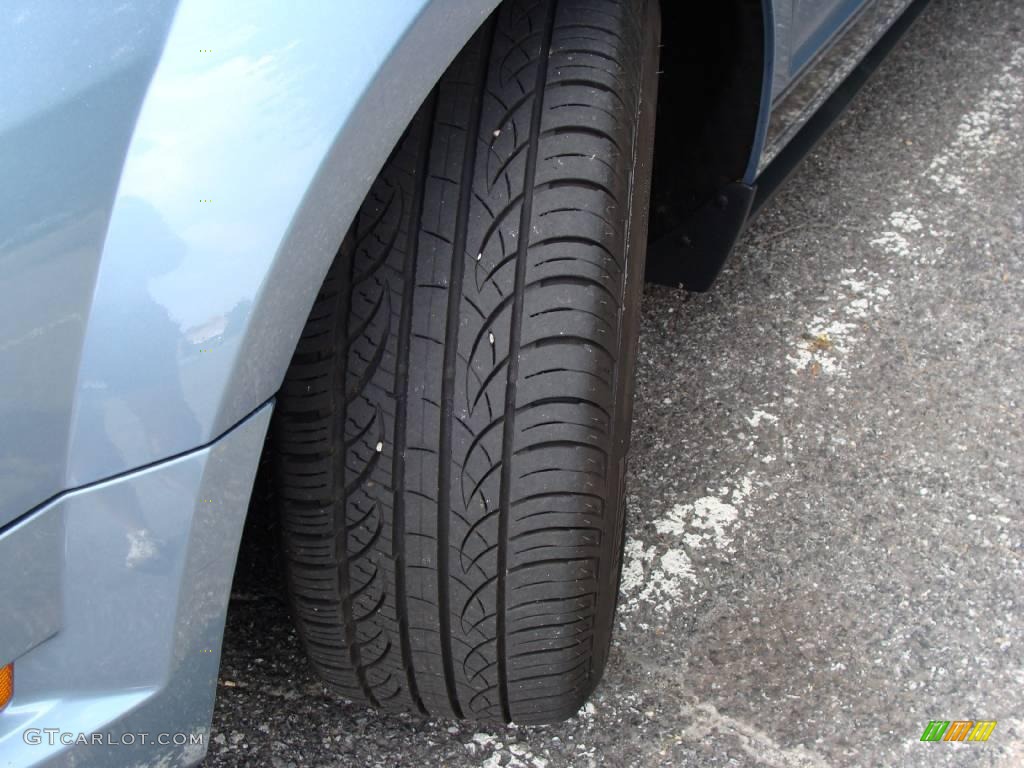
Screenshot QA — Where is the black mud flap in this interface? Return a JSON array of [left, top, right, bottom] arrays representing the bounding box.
[[644, 181, 755, 291]]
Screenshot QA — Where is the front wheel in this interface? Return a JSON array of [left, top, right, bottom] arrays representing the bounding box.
[[272, 0, 660, 725]]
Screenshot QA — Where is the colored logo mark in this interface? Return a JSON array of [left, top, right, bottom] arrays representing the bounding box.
[[920, 720, 996, 742]]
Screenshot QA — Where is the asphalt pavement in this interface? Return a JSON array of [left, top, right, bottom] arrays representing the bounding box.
[[209, 1, 1024, 765]]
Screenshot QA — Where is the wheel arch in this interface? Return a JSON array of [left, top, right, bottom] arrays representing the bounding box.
[[68, 0, 778, 486], [217, 1, 507, 440], [68, 0, 502, 486]]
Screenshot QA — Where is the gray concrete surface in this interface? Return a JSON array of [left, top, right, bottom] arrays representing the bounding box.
[[209, 1, 1024, 765]]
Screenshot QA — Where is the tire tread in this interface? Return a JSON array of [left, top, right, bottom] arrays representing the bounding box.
[[273, 0, 658, 725]]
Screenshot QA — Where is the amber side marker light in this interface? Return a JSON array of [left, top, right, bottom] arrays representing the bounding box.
[[0, 663, 13, 710]]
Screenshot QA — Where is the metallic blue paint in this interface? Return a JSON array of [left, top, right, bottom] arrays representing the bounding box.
[[768, 0, 796, 100], [66, 0, 502, 499], [0, 0, 502, 528], [0, 501, 62, 665], [745, 0, 780, 182], [759, 0, 911, 172], [0, 0, 178, 528], [789, 0, 866, 79], [0, 403, 270, 767], [766, 0, 875, 101]]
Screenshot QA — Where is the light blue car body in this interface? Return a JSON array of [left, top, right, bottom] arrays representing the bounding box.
[[0, 1, 910, 764]]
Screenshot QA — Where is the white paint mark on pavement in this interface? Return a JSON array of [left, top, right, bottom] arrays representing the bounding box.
[[928, 47, 1024, 194]]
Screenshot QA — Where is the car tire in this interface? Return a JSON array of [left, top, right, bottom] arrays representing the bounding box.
[[272, 0, 660, 725]]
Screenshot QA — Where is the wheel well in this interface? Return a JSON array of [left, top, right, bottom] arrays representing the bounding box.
[[648, 0, 765, 258], [233, 0, 768, 626]]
